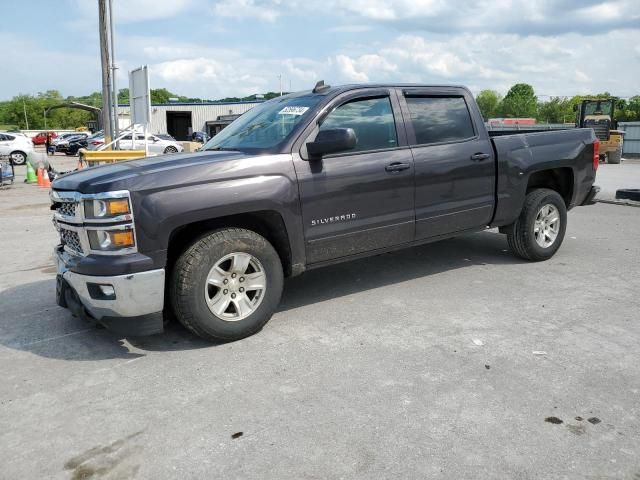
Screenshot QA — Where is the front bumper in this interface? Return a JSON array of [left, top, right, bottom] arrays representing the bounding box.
[[55, 246, 165, 335]]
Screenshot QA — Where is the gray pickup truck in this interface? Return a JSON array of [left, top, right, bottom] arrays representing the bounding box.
[[51, 82, 600, 341]]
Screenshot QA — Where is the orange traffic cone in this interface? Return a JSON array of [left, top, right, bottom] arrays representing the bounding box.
[[40, 170, 51, 188], [36, 167, 44, 187]]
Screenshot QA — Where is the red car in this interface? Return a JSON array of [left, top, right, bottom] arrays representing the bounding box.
[[32, 132, 58, 145]]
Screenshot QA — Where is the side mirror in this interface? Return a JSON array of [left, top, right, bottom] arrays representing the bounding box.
[[306, 128, 356, 158]]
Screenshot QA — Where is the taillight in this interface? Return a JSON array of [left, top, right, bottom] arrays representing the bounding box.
[[592, 139, 599, 171]]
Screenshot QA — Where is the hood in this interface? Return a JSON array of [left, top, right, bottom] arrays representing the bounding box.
[[52, 151, 252, 194]]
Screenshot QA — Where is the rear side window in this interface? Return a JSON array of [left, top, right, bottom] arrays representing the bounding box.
[[5, 134, 15, 141], [321, 96, 398, 153], [406, 96, 475, 145]]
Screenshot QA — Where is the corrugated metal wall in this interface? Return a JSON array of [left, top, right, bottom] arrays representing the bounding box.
[[117, 101, 261, 134], [618, 122, 640, 155]]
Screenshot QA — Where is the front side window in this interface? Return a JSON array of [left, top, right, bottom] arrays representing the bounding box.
[[406, 96, 475, 145], [320, 96, 398, 153]]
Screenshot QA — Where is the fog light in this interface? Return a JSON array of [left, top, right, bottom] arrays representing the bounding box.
[[87, 283, 116, 300], [99, 285, 115, 297]]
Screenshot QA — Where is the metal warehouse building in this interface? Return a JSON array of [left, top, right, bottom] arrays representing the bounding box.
[[117, 101, 262, 140]]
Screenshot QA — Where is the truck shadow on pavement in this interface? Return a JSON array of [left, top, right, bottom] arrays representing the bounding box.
[[0, 231, 521, 361]]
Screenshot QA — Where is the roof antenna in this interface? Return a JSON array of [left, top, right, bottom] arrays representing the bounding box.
[[313, 80, 330, 93]]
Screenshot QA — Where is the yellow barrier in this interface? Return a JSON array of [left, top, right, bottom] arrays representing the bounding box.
[[79, 149, 147, 167]]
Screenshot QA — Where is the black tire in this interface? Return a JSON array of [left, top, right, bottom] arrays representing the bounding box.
[[616, 189, 640, 201], [607, 148, 622, 164], [170, 228, 284, 342], [164, 146, 178, 154], [506, 188, 567, 262], [10, 151, 26, 165]]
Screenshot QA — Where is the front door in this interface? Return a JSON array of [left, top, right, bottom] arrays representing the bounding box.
[[399, 89, 495, 239], [293, 90, 415, 264]]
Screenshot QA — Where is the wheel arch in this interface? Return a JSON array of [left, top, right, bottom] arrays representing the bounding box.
[[525, 167, 574, 207], [166, 210, 294, 278]]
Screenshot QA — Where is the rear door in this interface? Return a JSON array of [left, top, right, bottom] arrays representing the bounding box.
[[293, 89, 415, 264], [400, 88, 495, 239]]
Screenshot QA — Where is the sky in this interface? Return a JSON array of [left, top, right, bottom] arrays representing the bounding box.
[[2, 0, 639, 101]]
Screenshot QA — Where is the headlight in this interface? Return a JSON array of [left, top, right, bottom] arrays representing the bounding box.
[[84, 198, 131, 219], [88, 228, 135, 251]]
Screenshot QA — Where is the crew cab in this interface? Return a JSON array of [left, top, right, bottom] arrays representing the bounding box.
[[51, 83, 600, 341]]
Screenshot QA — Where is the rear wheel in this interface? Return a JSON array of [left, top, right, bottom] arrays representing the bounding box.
[[10, 151, 26, 165], [506, 188, 567, 261], [607, 148, 622, 164], [164, 146, 178, 154], [170, 228, 283, 342]]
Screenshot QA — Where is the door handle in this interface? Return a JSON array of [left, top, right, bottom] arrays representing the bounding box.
[[385, 162, 411, 172], [471, 153, 491, 161]]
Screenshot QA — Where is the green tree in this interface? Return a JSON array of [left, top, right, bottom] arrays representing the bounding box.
[[537, 97, 574, 123], [476, 90, 501, 120], [501, 83, 537, 118]]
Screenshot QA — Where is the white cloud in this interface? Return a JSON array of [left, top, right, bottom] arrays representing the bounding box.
[[212, 0, 280, 22], [3, 1, 640, 100], [327, 25, 373, 33], [72, 0, 196, 23]]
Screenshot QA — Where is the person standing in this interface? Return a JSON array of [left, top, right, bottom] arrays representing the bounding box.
[[45, 132, 51, 156]]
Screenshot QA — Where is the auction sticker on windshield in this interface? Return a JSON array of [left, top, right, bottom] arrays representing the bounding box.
[[278, 106, 309, 116]]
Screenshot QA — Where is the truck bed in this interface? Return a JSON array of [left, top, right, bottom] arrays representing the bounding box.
[[490, 128, 598, 227]]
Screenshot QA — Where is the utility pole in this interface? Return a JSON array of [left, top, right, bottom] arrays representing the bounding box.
[[108, 0, 119, 147], [278, 74, 282, 96], [22, 99, 29, 130], [98, 0, 113, 148]]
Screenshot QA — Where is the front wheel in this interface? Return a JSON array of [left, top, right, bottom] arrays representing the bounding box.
[[170, 228, 284, 342], [10, 151, 26, 165], [506, 188, 567, 261], [163, 146, 178, 154]]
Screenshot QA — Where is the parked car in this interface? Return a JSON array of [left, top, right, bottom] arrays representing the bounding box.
[[51, 83, 599, 342], [118, 133, 184, 154], [0, 132, 35, 164], [191, 131, 209, 143], [65, 136, 89, 156], [155, 133, 177, 141], [52, 132, 86, 146], [56, 133, 89, 152], [86, 132, 105, 150], [32, 131, 58, 145]]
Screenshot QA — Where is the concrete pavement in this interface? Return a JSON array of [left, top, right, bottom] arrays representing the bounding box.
[[1, 158, 639, 479]]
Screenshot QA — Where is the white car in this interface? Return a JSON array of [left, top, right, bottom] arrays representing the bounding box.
[[0, 132, 34, 165], [118, 133, 184, 154]]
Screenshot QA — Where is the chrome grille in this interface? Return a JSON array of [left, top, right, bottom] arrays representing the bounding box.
[[57, 202, 77, 218], [60, 228, 84, 255]]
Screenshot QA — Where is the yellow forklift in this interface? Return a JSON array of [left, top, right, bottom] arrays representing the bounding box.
[[577, 99, 624, 164]]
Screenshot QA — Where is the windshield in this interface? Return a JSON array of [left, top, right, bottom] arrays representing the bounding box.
[[203, 94, 321, 152], [584, 101, 612, 116]]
